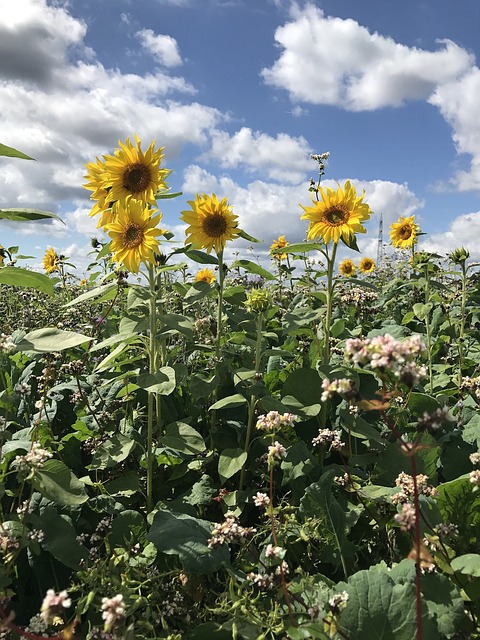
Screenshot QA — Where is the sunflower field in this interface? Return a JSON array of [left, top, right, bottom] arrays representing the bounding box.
[[0, 139, 479, 640]]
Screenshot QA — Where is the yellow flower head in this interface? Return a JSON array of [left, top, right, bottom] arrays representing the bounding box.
[[270, 235, 289, 260], [104, 200, 165, 273], [339, 258, 356, 277], [389, 215, 420, 250], [359, 256, 376, 274], [0, 245, 5, 267], [300, 180, 372, 245], [43, 247, 60, 274], [101, 135, 171, 208], [194, 267, 216, 284], [181, 193, 240, 255]]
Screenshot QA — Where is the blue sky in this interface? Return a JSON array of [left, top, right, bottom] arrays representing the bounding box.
[[2, 0, 480, 275]]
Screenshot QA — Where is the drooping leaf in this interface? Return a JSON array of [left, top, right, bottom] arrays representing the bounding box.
[[209, 394, 248, 410], [0, 267, 55, 295], [137, 367, 176, 395], [0, 143, 34, 160], [160, 422, 206, 455], [89, 433, 136, 470], [218, 448, 247, 484], [32, 460, 88, 505], [40, 507, 88, 569], [148, 510, 230, 573], [15, 327, 92, 352], [231, 259, 275, 281], [0, 208, 63, 223]]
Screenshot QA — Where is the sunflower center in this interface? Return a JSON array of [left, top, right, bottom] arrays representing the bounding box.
[[122, 163, 151, 194], [324, 206, 349, 226], [123, 223, 144, 248], [399, 225, 412, 240], [202, 212, 228, 238]]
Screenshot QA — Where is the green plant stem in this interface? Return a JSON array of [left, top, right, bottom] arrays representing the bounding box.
[[457, 261, 467, 391], [319, 242, 338, 428], [239, 312, 263, 491], [215, 250, 225, 364], [423, 264, 434, 392], [146, 264, 158, 513]]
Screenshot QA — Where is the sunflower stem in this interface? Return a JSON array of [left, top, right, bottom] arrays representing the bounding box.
[[146, 264, 158, 513], [319, 242, 338, 428], [211, 250, 226, 439]]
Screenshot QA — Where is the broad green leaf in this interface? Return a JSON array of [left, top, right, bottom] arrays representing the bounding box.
[[0, 208, 63, 223], [15, 327, 92, 352], [63, 283, 116, 307], [185, 249, 219, 265], [209, 394, 248, 410], [462, 413, 480, 447], [148, 510, 230, 573], [160, 422, 206, 455], [451, 553, 480, 577], [237, 228, 261, 243], [137, 366, 176, 395], [32, 460, 88, 505], [218, 448, 247, 483], [271, 241, 326, 254], [158, 313, 194, 340], [184, 281, 213, 304], [231, 259, 275, 281], [0, 266, 54, 295], [336, 565, 417, 639], [413, 302, 433, 321], [89, 433, 136, 470], [40, 507, 88, 569]]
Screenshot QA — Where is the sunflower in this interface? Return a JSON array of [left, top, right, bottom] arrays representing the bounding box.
[[43, 247, 59, 274], [270, 235, 289, 260], [104, 200, 165, 273], [339, 258, 356, 277], [359, 256, 376, 274], [181, 193, 240, 254], [102, 135, 171, 207], [389, 215, 420, 250], [0, 246, 5, 267], [194, 268, 216, 284], [300, 180, 372, 245]]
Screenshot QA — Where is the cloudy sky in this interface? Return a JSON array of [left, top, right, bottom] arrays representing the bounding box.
[[2, 0, 480, 275]]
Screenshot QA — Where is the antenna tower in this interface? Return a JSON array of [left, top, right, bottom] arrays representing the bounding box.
[[376, 213, 384, 266]]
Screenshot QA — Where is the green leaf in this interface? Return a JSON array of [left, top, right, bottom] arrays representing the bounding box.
[[272, 241, 326, 254], [299, 470, 356, 569], [218, 448, 247, 484], [451, 553, 480, 577], [0, 143, 34, 160], [209, 394, 248, 410], [160, 422, 206, 455], [340, 233, 360, 252], [0, 266, 55, 295], [32, 460, 88, 505], [184, 281, 213, 304], [185, 249, 219, 265], [63, 283, 116, 307], [231, 259, 275, 280], [89, 433, 136, 469], [413, 302, 433, 321], [148, 510, 230, 573], [158, 314, 194, 340], [462, 413, 480, 447], [40, 507, 88, 569], [15, 327, 92, 352], [237, 228, 261, 243], [137, 367, 176, 395], [336, 565, 417, 639], [0, 208, 64, 223]]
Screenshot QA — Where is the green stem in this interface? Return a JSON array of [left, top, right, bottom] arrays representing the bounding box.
[[215, 250, 225, 364], [319, 242, 338, 428], [146, 264, 158, 513], [239, 312, 263, 491], [457, 261, 467, 391], [423, 265, 434, 392]]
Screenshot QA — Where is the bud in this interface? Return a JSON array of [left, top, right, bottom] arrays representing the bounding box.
[[449, 246, 470, 265], [245, 288, 271, 314]]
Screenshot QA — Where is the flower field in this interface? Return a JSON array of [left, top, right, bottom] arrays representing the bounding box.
[[0, 140, 479, 639]]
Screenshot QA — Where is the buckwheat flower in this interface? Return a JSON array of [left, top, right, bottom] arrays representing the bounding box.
[[208, 513, 256, 548], [312, 429, 345, 451], [267, 441, 287, 461], [253, 492, 270, 508], [470, 470, 480, 486], [14, 382, 31, 395], [13, 442, 52, 475], [101, 594, 125, 631], [328, 591, 349, 614], [265, 544, 284, 559], [247, 572, 275, 590], [435, 523, 459, 538], [470, 452, 480, 466], [321, 377, 354, 402], [256, 411, 297, 432], [40, 589, 71, 624], [0, 333, 16, 353], [394, 502, 416, 532]]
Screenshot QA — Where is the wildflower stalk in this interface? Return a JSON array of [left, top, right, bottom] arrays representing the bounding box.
[[146, 263, 159, 513], [239, 312, 263, 491]]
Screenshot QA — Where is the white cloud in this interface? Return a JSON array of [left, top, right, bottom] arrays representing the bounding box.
[[429, 68, 480, 191], [136, 29, 182, 67], [420, 210, 480, 259], [201, 127, 312, 183], [261, 4, 472, 111]]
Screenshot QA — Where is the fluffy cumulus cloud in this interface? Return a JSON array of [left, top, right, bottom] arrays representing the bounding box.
[[261, 3, 472, 111], [429, 68, 480, 191], [136, 29, 182, 67], [0, 0, 221, 216], [202, 128, 312, 183], [420, 211, 480, 259]]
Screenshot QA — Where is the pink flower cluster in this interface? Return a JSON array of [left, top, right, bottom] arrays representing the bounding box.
[[256, 411, 297, 432], [345, 333, 426, 385]]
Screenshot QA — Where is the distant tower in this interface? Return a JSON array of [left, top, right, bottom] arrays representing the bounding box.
[[377, 213, 384, 266]]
